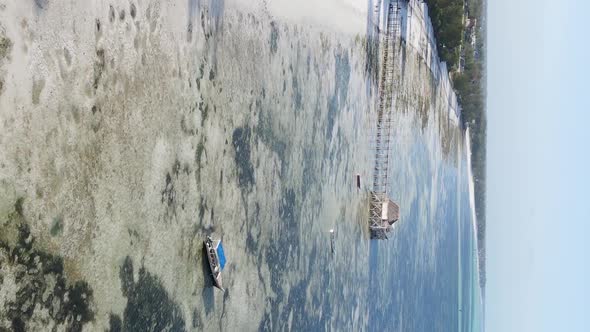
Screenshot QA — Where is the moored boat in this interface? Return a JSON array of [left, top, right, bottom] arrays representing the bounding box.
[[204, 236, 226, 291]]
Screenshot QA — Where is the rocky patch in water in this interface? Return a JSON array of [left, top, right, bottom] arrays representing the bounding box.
[[0, 201, 94, 332], [111, 256, 186, 332], [232, 126, 255, 190], [258, 188, 301, 330], [0, 28, 12, 96]]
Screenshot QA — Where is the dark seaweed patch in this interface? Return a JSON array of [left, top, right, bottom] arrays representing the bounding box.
[[400, 45, 407, 80], [232, 126, 254, 189], [93, 49, 105, 90], [50, 216, 63, 236], [0, 220, 95, 332], [109, 314, 122, 332], [109, 5, 116, 23], [255, 109, 288, 174], [198, 197, 207, 225], [245, 203, 261, 254], [196, 141, 205, 164], [0, 34, 13, 61], [326, 94, 338, 140], [34, 0, 48, 9], [334, 49, 351, 105], [11, 317, 25, 332], [161, 173, 176, 208], [130, 3, 137, 19], [258, 211, 332, 331], [191, 309, 202, 328], [269, 21, 279, 55], [119, 256, 134, 297], [218, 169, 224, 196], [258, 188, 304, 330], [198, 63, 205, 79], [118, 257, 186, 331], [301, 148, 318, 197], [365, 35, 380, 85], [63, 47, 72, 66], [325, 49, 351, 140], [160, 165, 181, 221], [292, 75, 302, 111], [200, 102, 209, 122], [180, 115, 196, 136], [187, 21, 193, 42], [14, 197, 24, 216], [172, 159, 181, 177]]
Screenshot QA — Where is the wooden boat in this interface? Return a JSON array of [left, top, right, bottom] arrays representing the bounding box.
[[204, 236, 226, 291]]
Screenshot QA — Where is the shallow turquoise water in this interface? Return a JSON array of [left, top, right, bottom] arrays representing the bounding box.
[[363, 121, 481, 331]]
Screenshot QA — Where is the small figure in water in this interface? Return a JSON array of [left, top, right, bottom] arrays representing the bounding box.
[[330, 229, 336, 255]]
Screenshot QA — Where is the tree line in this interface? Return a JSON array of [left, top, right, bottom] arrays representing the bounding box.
[[425, 0, 487, 287]]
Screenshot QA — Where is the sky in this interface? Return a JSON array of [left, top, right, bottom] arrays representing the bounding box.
[[487, 0, 590, 331]]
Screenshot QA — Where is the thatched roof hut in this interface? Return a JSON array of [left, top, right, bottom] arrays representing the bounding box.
[[381, 199, 400, 224]]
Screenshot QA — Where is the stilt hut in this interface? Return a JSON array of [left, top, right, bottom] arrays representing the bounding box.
[[369, 194, 400, 240]]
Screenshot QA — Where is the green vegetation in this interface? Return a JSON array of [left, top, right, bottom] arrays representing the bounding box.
[[426, 0, 487, 288], [454, 39, 486, 287], [424, 0, 464, 68]]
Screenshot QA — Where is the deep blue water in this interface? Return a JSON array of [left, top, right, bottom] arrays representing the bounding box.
[[366, 129, 477, 331]]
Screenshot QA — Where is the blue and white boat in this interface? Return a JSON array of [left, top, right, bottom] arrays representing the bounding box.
[[204, 236, 226, 291]]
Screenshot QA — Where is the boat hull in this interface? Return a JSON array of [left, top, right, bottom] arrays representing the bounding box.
[[204, 238, 224, 291]]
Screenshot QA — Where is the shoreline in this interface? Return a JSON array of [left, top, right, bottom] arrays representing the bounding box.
[[465, 127, 485, 308]]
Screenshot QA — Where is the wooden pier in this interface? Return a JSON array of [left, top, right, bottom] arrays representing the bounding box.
[[368, 1, 402, 240]]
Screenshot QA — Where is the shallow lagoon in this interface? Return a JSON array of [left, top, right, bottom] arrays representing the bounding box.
[[0, 0, 480, 330]]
